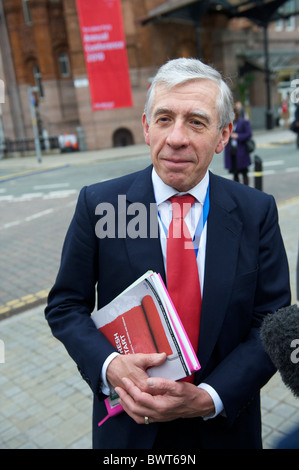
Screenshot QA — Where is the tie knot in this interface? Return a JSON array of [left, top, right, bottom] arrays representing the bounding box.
[[170, 195, 196, 219]]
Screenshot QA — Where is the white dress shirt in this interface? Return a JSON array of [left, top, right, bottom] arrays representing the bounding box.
[[101, 168, 224, 419], [151, 167, 208, 295]]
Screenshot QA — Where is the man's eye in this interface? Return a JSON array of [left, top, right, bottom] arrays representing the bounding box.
[[191, 119, 203, 126], [156, 116, 170, 125]]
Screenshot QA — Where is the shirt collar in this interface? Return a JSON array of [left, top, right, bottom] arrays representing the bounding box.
[[151, 167, 209, 206]]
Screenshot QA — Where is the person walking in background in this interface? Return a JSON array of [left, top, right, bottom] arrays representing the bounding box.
[[281, 98, 289, 129], [235, 101, 245, 118], [224, 103, 252, 185], [294, 104, 299, 149]]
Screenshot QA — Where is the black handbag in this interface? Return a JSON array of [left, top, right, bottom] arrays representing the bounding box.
[[241, 119, 255, 153], [290, 121, 299, 133], [245, 138, 255, 153]]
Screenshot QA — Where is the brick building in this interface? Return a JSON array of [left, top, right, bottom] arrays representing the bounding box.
[[0, 0, 298, 153]]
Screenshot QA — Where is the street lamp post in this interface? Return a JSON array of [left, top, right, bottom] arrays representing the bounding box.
[[263, 24, 273, 130], [0, 105, 4, 160], [28, 86, 42, 163]]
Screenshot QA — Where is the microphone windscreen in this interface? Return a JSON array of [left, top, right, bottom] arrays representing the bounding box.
[[260, 304, 299, 397]]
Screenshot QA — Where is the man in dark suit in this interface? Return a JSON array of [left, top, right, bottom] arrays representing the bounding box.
[[45, 58, 291, 449]]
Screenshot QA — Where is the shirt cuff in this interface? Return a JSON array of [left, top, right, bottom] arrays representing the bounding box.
[[101, 352, 120, 396], [101, 358, 225, 421], [197, 382, 224, 420]]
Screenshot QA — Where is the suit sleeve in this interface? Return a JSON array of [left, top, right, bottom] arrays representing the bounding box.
[[203, 194, 291, 426], [45, 187, 117, 397]]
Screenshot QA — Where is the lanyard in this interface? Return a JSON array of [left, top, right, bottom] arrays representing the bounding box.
[[193, 184, 209, 257], [158, 184, 210, 258]]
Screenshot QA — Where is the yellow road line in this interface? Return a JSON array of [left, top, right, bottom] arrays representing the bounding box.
[[278, 195, 299, 208], [0, 289, 50, 316], [0, 164, 69, 182]]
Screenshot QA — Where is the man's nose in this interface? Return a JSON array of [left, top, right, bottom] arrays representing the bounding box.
[[166, 121, 189, 148]]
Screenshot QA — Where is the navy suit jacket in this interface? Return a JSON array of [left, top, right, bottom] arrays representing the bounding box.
[[45, 165, 291, 449]]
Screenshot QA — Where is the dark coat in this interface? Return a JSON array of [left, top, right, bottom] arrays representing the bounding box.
[[224, 118, 252, 171], [45, 165, 291, 449]]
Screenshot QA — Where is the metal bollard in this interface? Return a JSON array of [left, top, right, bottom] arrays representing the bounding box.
[[254, 155, 263, 191]]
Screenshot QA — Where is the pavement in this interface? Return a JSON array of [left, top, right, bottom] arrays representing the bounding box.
[[0, 127, 299, 450]]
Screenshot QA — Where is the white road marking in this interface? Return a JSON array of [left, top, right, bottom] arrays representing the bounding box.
[[33, 183, 70, 190], [263, 160, 285, 166], [285, 167, 299, 173], [43, 190, 77, 199], [0, 189, 78, 202], [25, 209, 55, 222]]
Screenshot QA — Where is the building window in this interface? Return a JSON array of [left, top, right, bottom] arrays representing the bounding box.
[[22, 0, 32, 25], [275, 18, 284, 30], [286, 14, 295, 29], [296, 0, 299, 28], [33, 64, 44, 98], [282, 0, 296, 29], [113, 128, 134, 147], [58, 52, 70, 77]]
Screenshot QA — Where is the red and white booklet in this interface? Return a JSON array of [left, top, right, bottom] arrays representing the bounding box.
[[91, 270, 201, 425]]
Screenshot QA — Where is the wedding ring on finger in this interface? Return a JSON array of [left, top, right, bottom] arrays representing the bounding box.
[[144, 416, 150, 425]]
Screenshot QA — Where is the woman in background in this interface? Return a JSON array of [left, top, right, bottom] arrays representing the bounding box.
[[224, 103, 252, 185]]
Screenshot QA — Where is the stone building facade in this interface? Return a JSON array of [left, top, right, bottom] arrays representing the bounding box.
[[0, 0, 298, 152]]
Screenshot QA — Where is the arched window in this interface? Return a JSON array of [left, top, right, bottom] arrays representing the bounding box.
[[58, 52, 71, 77], [113, 128, 134, 147]]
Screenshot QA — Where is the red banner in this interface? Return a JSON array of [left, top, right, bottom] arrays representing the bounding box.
[[76, 0, 133, 110]]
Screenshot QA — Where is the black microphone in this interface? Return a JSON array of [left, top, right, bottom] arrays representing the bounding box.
[[260, 304, 299, 398]]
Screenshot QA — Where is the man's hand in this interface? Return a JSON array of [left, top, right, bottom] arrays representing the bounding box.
[[115, 376, 215, 424], [106, 352, 167, 392]]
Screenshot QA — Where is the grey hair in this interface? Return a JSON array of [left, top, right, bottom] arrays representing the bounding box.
[[144, 58, 234, 130]]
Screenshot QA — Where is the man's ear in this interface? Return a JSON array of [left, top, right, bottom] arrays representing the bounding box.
[[142, 113, 150, 146], [215, 122, 233, 154]]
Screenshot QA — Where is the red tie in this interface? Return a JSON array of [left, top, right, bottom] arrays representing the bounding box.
[[166, 195, 201, 382]]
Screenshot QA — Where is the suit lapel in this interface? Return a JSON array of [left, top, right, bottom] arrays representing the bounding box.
[[124, 165, 166, 283], [196, 174, 243, 380]]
